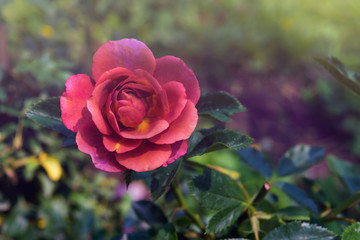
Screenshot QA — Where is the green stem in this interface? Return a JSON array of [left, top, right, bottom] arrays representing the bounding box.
[[322, 216, 357, 224], [237, 182, 271, 225], [250, 216, 260, 240], [171, 181, 205, 231], [323, 190, 360, 218], [237, 181, 250, 202]]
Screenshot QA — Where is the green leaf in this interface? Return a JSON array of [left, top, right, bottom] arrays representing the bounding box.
[[276, 144, 326, 177], [196, 91, 246, 122], [127, 231, 151, 240], [186, 130, 253, 158], [207, 204, 244, 233], [264, 222, 336, 240], [25, 97, 76, 139], [154, 223, 178, 240], [275, 182, 318, 215], [187, 131, 205, 154], [174, 215, 192, 229], [132, 200, 167, 228], [188, 169, 244, 210], [260, 216, 282, 235], [187, 125, 225, 154], [237, 147, 273, 178], [313, 56, 360, 96], [2, 203, 29, 238], [150, 158, 182, 200], [327, 155, 360, 194], [277, 207, 310, 221], [342, 222, 360, 240], [124, 170, 135, 189]]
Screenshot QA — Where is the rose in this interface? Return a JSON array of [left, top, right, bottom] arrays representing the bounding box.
[[60, 39, 200, 172]]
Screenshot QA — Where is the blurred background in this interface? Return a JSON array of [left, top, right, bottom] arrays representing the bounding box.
[[1, 0, 360, 239]]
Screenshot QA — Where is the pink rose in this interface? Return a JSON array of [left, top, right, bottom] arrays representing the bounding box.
[[60, 39, 200, 172]]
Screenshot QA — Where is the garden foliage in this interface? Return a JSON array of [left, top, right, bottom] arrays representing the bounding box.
[[1, 1, 360, 239], [21, 89, 360, 239]]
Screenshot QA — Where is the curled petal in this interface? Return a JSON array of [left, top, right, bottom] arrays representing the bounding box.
[[60, 74, 94, 132], [92, 39, 156, 82], [161, 81, 187, 123], [96, 67, 133, 86], [87, 69, 132, 135], [119, 118, 169, 139], [154, 56, 200, 104], [76, 121, 126, 172], [149, 101, 198, 144], [134, 69, 163, 93], [163, 140, 188, 167], [116, 141, 172, 172], [103, 134, 142, 153], [106, 109, 122, 135]]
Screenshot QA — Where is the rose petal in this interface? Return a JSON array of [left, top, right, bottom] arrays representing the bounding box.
[[60, 74, 94, 132], [119, 118, 169, 139], [88, 69, 132, 135], [103, 134, 142, 153], [163, 140, 188, 167], [133, 69, 162, 93], [87, 79, 114, 135], [96, 67, 134, 86], [149, 101, 198, 144], [106, 109, 122, 135], [161, 81, 187, 123], [116, 141, 172, 172], [76, 121, 126, 172], [92, 39, 156, 82], [133, 69, 169, 117], [154, 56, 200, 104]]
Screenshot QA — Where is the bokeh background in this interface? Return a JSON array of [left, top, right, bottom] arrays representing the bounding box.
[[1, 0, 360, 239]]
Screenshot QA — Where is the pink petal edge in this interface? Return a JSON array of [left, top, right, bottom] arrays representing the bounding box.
[[103, 134, 142, 154], [149, 101, 198, 144], [163, 140, 188, 167], [60, 74, 94, 132], [115, 141, 172, 172], [76, 121, 126, 172], [154, 56, 200, 105], [92, 39, 156, 82]]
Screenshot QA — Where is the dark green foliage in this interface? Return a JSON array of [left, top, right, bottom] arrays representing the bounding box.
[[237, 147, 273, 178], [125, 170, 135, 188], [276, 144, 326, 177], [150, 158, 182, 200], [188, 169, 245, 210], [154, 223, 178, 240], [264, 222, 336, 240], [196, 91, 246, 122], [2, 1, 360, 237], [206, 204, 244, 233], [24, 97, 76, 144], [275, 182, 318, 215], [342, 222, 360, 240], [313, 57, 360, 97], [132, 200, 168, 228], [186, 130, 253, 158], [327, 155, 360, 193]]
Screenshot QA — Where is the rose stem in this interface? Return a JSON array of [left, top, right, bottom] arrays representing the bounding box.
[[171, 180, 214, 239]]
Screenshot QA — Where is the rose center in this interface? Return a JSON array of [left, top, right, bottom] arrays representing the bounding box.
[[114, 91, 146, 128]]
